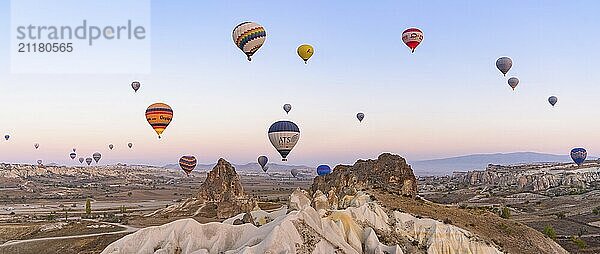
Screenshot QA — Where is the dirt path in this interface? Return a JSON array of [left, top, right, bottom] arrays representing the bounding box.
[[0, 219, 137, 247]]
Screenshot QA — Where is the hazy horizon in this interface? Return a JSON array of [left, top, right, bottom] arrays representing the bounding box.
[[2, 1, 600, 166]]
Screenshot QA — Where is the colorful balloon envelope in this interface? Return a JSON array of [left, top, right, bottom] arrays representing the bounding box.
[[357, 112, 365, 122], [548, 96, 558, 107], [402, 28, 423, 53], [233, 21, 266, 61], [179, 155, 197, 176], [145, 103, 173, 139], [79, 157, 84, 164], [85, 158, 93, 165], [258, 155, 268, 172], [496, 57, 512, 76], [268, 121, 300, 161], [92, 152, 101, 163], [283, 104, 292, 114], [297, 44, 314, 63], [69, 152, 76, 159], [317, 165, 332, 176], [570, 148, 587, 166], [508, 77, 519, 90], [131, 81, 141, 92]]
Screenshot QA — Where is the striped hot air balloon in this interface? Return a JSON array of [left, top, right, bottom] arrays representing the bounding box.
[[402, 28, 423, 53], [92, 152, 101, 163], [268, 120, 300, 161], [233, 21, 266, 61], [179, 155, 197, 176], [85, 158, 92, 165], [145, 103, 173, 139], [69, 152, 76, 159]]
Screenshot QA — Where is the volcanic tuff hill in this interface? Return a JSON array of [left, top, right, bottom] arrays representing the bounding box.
[[104, 153, 567, 254]]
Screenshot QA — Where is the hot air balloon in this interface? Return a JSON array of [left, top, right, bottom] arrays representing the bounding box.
[[109, 144, 114, 150], [402, 28, 423, 53], [232, 21, 266, 61], [283, 104, 292, 114], [79, 157, 84, 164], [37, 160, 43, 165], [85, 158, 92, 165], [69, 152, 76, 159], [258, 155, 268, 172], [570, 148, 587, 166], [34, 143, 39, 149], [131, 81, 141, 92], [317, 165, 331, 176], [128, 142, 133, 149], [291, 168, 299, 178], [4, 135, 9, 141], [357, 112, 365, 122], [548, 96, 558, 107], [508, 77, 519, 90], [92, 152, 101, 163], [72, 148, 76, 153], [268, 121, 300, 161], [145, 103, 173, 139], [179, 155, 197, 176], [496, 57, 512, 76], [297, 44, 314, 64]]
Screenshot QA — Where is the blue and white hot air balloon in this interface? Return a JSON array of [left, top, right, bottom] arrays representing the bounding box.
[[317, 165, 332, 176], [268, 120, 300, 161], [570, 148, 587, 166]]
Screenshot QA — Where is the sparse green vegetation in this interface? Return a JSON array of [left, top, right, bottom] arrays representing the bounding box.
[[85, 198, 92, 216], [570, 236, 587, 249], [500, 207, 511, 219], [543, 225, 556, 240]]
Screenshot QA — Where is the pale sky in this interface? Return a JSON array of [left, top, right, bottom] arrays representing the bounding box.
[[1, 0, 599, 166]]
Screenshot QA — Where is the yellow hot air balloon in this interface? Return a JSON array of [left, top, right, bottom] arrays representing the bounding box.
[[145, 102, 173, 139], [297, 44, 314, 64]]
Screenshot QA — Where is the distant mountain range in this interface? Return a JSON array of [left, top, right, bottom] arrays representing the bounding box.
[[162, 162, 312, 173], [409, 152, 595, 176]]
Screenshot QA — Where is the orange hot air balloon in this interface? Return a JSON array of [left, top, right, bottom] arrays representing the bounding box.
[[145, 102, 173, 139]]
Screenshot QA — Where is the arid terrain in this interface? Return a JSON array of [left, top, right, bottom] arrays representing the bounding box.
[[0, 158, 597, 253]]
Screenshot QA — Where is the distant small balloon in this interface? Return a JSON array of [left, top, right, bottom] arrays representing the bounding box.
[[496, 57, 512, 76], [34, 143, 39, 149], [283, 104, 292, 114], [4, 135, 9, 141], [291, 168, 299, 178], [179, 155, 197, 176], [402, 27, 424, 53], [508, 77, 519, 90], [128, 143, 133, 149], [37, 160, 43, 165], [297, 44, 314, 63], [70, 152, 76, 159], [109, 144, 114, 150], [548, 96, 558, 107], [73, 148, 76, 153], [79, 157, 84, 164], [317, 165, 332, 176], [131, 81, 141, 92], [258, 155, 268, 172], [92, 152, 101, 163], [570, 148, 587, 166], [356, 112, 365, 122], [85, 158, 93, 165]]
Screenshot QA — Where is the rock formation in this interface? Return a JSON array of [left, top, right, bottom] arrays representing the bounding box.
[[147, 158, 255, 219], [312, 153, 418, 201]]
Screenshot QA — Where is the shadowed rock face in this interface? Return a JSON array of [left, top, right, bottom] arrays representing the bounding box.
[[197, 158, 245, 202], [311, 153, 418, 198]]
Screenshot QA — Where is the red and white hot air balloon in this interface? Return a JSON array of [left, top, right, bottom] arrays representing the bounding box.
[[402, 27, 423, 53]]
